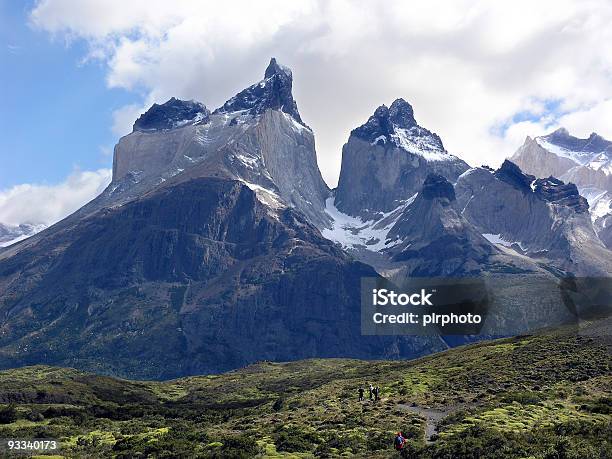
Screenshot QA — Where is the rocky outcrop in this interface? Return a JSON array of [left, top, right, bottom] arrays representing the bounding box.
[[420, 173, 456, 201], [532, 177, 589, 213], [456, 161, 612, 276], [133, 98, 210, 132], [334, 99, 469, 218], [385, 175, 496, 275], [381, 174, 547, 278]]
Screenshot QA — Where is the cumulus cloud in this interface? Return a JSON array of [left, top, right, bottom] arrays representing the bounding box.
[[0, 169, 111, 226], [30, 0, 612, 185]]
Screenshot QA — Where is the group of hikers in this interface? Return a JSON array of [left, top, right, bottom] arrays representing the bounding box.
[[357, 384, 412, 456], [358, 383, 381, 401]]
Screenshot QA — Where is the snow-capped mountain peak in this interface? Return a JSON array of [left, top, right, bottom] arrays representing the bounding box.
[[533, 128, 612, 167], [351, 98, 446, 159]]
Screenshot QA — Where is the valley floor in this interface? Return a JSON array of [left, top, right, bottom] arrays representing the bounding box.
[[0, 324, 610, 458]]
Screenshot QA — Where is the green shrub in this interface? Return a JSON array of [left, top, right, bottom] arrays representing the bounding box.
[[499, 391, 543, 405], [275, 426, 319, 453], [209, 434, 263, 459]]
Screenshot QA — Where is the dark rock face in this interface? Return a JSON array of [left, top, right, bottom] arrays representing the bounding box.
[[495, 160, 534, 192], [0, 177, 441, 379], [214, 58, 304, 124], [533, 177, 589, 213], [383, 176, 523, 277], [495, 160, 589, 213], [421, 174, 456, 201], [133, 98, 210, 131]]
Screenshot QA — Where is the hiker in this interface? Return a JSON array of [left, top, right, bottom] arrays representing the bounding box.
[[394, 432, 406, 455], [369, 383, 374, 400], [358, 386, 365, 401], [374, 386, 380, 401]]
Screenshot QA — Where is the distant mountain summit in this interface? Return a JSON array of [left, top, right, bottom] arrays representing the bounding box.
[[102, 57, 331, 228], [511, 128, 612, 248]]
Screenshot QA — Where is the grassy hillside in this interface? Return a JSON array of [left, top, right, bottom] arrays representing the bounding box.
[[0, 325, 609, 458]]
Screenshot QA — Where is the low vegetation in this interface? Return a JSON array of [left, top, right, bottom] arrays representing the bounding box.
[[0, 324, 609, 458]]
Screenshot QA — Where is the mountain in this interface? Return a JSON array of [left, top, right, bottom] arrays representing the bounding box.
[[0, 59, 443, 379], [101, 58, 330, 230], [1, 58, 609, 380], [455, 160, 612, 276], [0, 326, 609, 458], [511, 128, 612, 248], [334, 98, 469, 219], [0, 223, 46, 248], [381, 174, 542, 278], [1, 176, 442, 378], [323, 104, 555, 280]]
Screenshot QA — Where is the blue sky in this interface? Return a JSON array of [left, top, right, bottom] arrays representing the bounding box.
[[0, 0, 138, 188]]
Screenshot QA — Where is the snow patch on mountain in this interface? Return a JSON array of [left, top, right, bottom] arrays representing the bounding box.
[[392, 127, 450, 161], [535, 138, 594, 165], [282, 112, 310, 133], [482, 233, 527, 251], [239, 180, 284, 211], [587, 153, 612, 175], [590, 191, 612, 222], [322, 194, 416, 251]]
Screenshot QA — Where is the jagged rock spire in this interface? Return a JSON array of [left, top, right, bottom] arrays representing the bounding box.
[[388, 98, 417, 128], [351, 98, 443, 151], [214, 57, 303, 124]]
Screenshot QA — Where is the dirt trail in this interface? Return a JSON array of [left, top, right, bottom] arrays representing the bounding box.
[[397, 404, 451, 443]]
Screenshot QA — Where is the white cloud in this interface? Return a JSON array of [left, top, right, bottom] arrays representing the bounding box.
[[0, 169, 111, 226], [30, 0, 612, 185], [111, 103, 146, 137], [558, 99, 612, 140]]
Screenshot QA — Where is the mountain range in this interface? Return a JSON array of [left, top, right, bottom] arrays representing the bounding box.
[[0, 58, 610, 378], [511, 128, 612, 249]]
